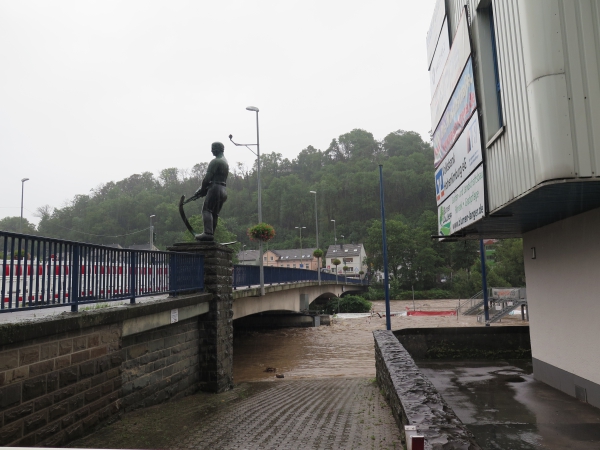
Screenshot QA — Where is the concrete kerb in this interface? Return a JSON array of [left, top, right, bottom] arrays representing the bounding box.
[[0, 293, 211, 347]]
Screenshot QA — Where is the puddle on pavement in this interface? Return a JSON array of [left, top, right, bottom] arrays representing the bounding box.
[[418, 360, 600, 449]]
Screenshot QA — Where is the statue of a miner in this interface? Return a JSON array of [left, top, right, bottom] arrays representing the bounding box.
[[182, 141, 229, 241]]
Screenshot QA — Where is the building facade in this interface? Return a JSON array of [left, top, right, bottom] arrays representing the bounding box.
[[263, 248, 319, 270], [325, 244, 367, 275], [427, 0, 600, 408], [236, 249, 260, 265]]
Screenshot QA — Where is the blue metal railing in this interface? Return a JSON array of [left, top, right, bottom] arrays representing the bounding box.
[[0, 231, 204, 313], [232, 264, 368, 289]]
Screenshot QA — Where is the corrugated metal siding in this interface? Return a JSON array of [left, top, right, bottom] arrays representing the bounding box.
[[559, 0, 600, 178], [444, 0, 600, 212], [487, 0, 536, 211]]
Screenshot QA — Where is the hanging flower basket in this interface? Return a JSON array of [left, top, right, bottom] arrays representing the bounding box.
[[247, 223, 276, 242], [313, 249, 323, 258]]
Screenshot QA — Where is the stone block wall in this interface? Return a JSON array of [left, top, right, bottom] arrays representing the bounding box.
[[0, 323, 124, 447], [0, 293, 212, 447], [373, 330, 481, 450], [121, 317, 200, 411], [169, 242, 234, 393]]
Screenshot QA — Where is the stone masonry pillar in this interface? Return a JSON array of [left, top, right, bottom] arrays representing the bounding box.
[[167, 242, 234, 393]]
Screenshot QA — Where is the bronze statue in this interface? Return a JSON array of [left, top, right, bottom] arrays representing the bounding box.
[[179, 142, 229, 241]]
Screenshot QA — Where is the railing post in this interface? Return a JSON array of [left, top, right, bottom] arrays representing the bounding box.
[[170, 253, 178, 296], [130, 251, 136, 304], [71, 245, 80, 312]]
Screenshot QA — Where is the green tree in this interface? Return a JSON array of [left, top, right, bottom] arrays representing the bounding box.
[[0, 216, 37, 234], [494, 239, 525, 286]]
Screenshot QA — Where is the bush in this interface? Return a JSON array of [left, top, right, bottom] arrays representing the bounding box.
[[361, 286, 385, 300], [394, 289, 453, 300], [323, 295, 372, 315]]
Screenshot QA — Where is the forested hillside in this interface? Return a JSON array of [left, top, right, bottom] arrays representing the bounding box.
[[1, 127, 524, 294], [33, 128, 434, 249]]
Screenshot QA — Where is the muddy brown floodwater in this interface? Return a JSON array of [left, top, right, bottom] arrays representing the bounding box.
[[233, 299, 526, 382]]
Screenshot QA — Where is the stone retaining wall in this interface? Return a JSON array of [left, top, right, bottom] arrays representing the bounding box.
[[0, 293, 210, 447], [395, 326, 531, 360], [373, 330, 481, 450]]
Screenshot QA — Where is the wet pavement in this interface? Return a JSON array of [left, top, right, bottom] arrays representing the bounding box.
[[419, 360, 600, 449], [69, 378, 402, 450], [67, 300, 600, 449]]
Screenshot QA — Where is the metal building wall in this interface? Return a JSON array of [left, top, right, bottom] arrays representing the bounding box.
[[444, 0, 600, 212], [556, 0, 600, 179]]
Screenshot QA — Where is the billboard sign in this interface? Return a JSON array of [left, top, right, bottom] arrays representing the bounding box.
[[435, 112, 482, 206], [433, 57, 476, 166], [438, 164, 485, 236], [429, 18, 450, 98], [430, 10, 471, 130], [426, 0, 447, 68], [491, 288, 522, 300]]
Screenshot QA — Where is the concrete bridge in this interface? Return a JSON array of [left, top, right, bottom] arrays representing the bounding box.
[[233, 280, 367, 319]]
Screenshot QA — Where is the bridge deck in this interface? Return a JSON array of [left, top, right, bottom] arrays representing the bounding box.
[[0, 280, 364, 325]]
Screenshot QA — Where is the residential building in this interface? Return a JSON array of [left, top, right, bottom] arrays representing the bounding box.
[[262, 248, 319, 270], [325, 243, 367, 275], [236, 249, 260, 265]]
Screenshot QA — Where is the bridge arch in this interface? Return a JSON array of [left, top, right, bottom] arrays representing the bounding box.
[[232, 281, 365, 319]]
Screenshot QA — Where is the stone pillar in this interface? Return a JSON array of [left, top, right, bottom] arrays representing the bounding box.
[[167, 242, 234, 393]]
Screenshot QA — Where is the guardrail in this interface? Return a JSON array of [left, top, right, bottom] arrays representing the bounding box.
[[232, 264, 368, 289], [0, 231, 204, 313]]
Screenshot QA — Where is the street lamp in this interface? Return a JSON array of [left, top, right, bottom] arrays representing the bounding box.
[[341, 234, 345, 246], [230, 106, 264, 295], [149, 215, 156, 249], [310, 190, 320, 284], [242, 244, 247, 265], [331, 219, 337, 246], [295, 226, 306, 267], [20, 178, 29, 234]]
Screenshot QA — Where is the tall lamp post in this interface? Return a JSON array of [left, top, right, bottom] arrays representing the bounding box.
[[20, 178, 29, 234], [341, 234, 345, 246], [149, 215, 156, 249], [230, 106, 264, 295], [309, 190, 320, 284], [295, 226, 306, 267], [242, 244, 247, 265], [331, 219, 337, 247]]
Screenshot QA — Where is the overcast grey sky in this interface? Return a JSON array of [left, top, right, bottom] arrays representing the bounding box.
[[0, 0, 436, 225]]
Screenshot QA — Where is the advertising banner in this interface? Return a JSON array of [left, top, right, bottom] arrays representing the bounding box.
[[430, 10, 470, 130], [491, 288, 522, 300], [433, 57, 476, 166], [435, 112, 482, 206], [438, 164, 485, 236], [429, 18, 450, 98], [426, 0, 447, 68]]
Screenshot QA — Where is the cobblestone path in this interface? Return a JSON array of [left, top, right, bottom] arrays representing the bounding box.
[[70, 377, 402, 449]]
